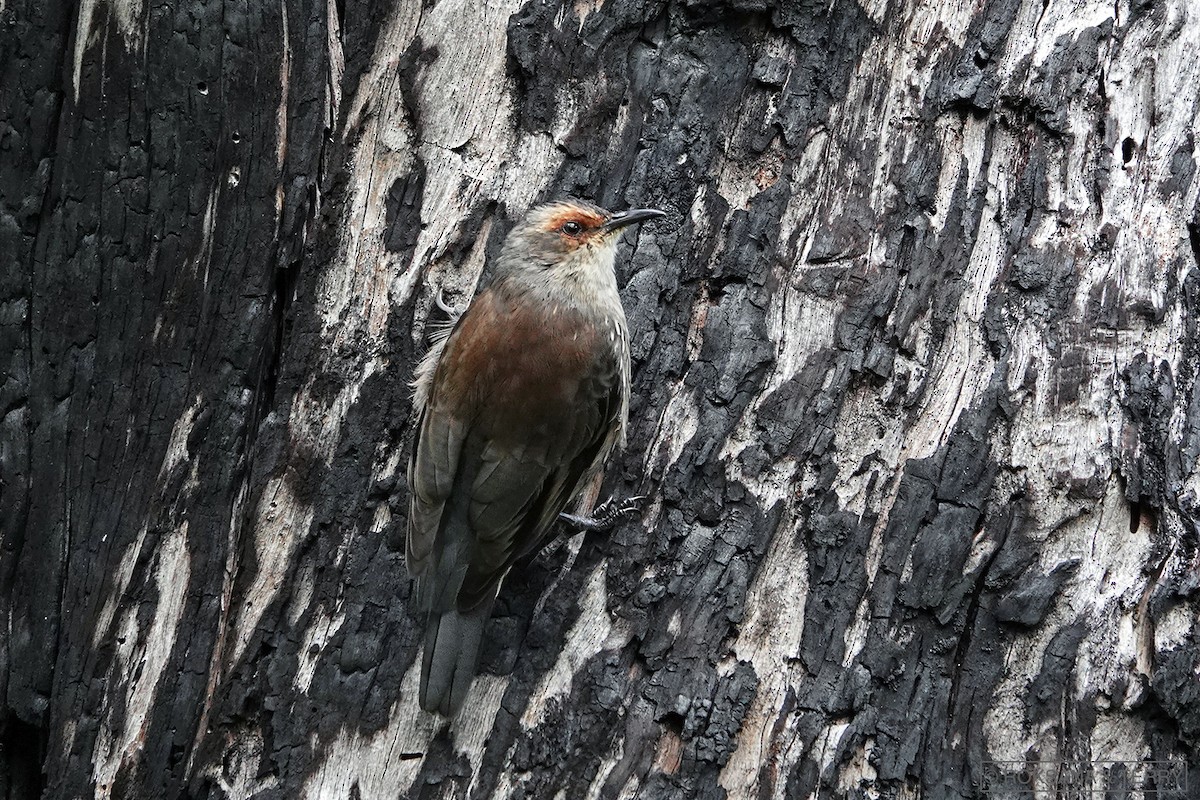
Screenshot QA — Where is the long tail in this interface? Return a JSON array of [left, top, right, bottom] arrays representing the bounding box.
[[419, 603, 491, 716]]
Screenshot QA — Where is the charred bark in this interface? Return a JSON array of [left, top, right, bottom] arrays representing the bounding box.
[[1, 0, 1198, 798]]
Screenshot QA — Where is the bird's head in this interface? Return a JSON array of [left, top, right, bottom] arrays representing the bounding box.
[[499, 200, 666, 278]]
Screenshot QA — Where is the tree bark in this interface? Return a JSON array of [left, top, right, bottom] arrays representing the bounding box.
[[2, 0, 1198, 798]]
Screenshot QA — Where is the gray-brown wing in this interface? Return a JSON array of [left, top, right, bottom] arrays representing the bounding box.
[[405, 401, 470, 586], [406, 310, 473, 607], [455, 351, 625, 609]]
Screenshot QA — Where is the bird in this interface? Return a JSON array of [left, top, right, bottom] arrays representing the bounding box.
[[405, 199, 666, 716]]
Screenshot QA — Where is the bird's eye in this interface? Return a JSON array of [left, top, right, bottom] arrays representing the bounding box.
[[561, 220, 584, 236]]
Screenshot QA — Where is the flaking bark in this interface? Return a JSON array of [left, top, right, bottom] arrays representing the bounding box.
[[1, 0, 1198, 798]]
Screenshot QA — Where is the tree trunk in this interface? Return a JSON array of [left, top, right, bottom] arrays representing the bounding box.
[[2, 0, 1198, 797]]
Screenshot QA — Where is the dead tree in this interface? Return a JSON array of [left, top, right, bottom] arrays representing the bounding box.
[[1, 0, 1197, 797]]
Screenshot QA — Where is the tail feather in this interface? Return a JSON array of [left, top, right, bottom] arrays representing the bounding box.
[[420, 606, 489, 716]]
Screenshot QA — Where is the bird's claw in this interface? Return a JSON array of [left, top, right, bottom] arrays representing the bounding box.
[[593, 495, 646, 525], [434, 288, 464, 319], [559, 495, 646, 532]]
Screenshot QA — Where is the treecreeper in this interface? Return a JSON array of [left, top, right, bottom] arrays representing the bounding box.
[[406, 199, 666, 716]]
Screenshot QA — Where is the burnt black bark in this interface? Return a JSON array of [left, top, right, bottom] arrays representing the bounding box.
[[2, 0, 1198, 799]]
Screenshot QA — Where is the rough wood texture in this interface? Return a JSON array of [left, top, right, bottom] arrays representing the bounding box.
[[2, 0, 1198, 798]]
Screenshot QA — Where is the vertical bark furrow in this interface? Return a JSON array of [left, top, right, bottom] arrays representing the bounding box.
[[3, 0, 1200, 798]]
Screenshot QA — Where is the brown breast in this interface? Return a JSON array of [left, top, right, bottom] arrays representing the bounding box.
[[431, 284, 608, 449]]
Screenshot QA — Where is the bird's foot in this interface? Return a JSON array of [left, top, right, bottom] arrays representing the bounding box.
[[434, 288, 464, 320], [559, 495, 645, 532]]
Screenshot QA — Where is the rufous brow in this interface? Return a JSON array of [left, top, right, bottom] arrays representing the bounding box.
[[544, 207, 608, 232]]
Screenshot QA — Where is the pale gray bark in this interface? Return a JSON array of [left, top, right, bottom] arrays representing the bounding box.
[[1, 0, 1198, 798]]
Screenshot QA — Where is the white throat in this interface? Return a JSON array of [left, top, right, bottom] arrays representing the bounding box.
[[556, 239, 623, 317]]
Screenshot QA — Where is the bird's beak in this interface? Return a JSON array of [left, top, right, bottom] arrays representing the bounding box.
[[602, 208, 667, 234]]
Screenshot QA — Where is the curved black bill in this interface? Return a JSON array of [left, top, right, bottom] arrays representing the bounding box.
[[603, 208, 667, 233]]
